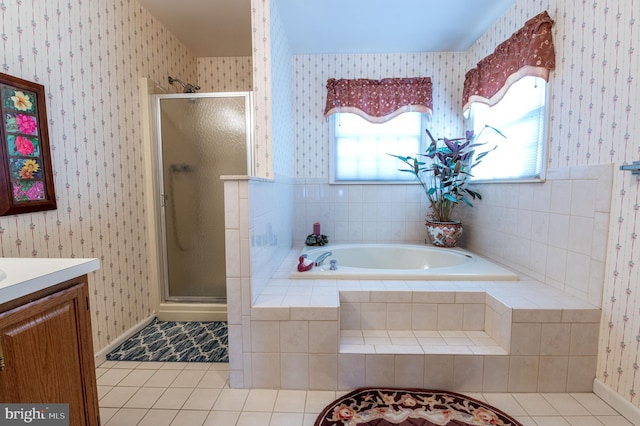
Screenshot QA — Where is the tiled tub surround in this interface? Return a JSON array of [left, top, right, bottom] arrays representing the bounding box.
[[239, 249, 601, 393], [460, 164, 613, 308]]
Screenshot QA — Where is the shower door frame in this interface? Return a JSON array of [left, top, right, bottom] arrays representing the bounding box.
[[151, 91, 254, 304]]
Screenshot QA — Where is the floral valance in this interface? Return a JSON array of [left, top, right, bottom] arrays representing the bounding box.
[[324, 77, 433, 123], [462, 11, 556, 112]]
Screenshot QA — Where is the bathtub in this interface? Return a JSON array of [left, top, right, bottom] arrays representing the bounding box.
[[290, 244, 518, 281]]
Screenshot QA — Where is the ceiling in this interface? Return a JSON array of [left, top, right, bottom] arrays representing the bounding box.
[[137, 0, 516, 57]]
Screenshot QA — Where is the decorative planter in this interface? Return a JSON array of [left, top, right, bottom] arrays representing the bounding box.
[[426, 220, 463, 247]]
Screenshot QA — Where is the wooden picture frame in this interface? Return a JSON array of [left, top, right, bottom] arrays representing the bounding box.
[[0, 73, 56, 215]]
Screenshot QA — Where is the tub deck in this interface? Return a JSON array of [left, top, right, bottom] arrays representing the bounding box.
[[242, 248, 600, 392]]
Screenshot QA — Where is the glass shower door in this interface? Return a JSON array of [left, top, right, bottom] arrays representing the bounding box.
[[155, 93, 251, 302]]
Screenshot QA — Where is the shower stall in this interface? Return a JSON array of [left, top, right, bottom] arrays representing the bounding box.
[[151, 91, 252, 318]]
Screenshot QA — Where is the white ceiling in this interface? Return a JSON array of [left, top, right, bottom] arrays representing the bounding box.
[[137, 0, 516, 57]]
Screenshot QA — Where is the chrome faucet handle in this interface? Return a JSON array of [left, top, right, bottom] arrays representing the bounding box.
[[329, 259, 338, 270]]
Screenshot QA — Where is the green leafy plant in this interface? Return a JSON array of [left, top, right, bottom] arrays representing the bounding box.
[[389, 125, 504, 222]]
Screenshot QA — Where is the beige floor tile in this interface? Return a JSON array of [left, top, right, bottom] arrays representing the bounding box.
[[144, 369, 181, 387], [98, 385, 113, 400], [182, 388, 221, 410], [303, 412, 319, 426], [100, 386, 138, 408], [564, 416, 605, 426], [570, 393, 619, 415], [135, 361, 166, 370], [104, 408, 148, 425], [113, 361, 142, 369], [244, 389, 279, 412], [99, 407, 118, 424], [119, 369, 156, 386], [542, 393, 590, 416], [203, 410, 241, 425], [95, 362, 633, 426], [137, 409, 179, 426], [270, 412, 305, 426], [212, 388, 250, 411], [304, 390, 336, 413], [169, 410, 209, 425], [513, 393, 559, 416], [153, 387, 194, 410], [530, 416, 571, 426], [595, 415, 634, 425], [123, 387, 166, 409], [482, 393, 528, 417], [95, 367, 109, 378], [160, 362, 189, 370], [197, 369, 229, 388], [274, 390, 308, 413], [513, 416, 537, 426], [208, 362, 230, 371], [171, 369, 207, 387], [97, 369, 133, 386], [184, 362, 212, 370], [236, 411, 273, 426]]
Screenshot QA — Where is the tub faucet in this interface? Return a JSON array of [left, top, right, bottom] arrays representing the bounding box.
[[314, 251, 332, 267]]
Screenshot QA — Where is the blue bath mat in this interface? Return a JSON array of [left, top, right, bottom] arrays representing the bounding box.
[[106, 318, 228, 363]]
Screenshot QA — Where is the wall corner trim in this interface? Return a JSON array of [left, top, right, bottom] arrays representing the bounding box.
[[593, 378, 640, 425]]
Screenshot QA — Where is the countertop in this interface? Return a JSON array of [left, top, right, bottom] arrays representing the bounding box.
[[0, 257, 100, 305]]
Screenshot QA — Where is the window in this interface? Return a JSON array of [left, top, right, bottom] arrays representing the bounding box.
[[329, 112, 427, 183], [468, 76, 549, 182]]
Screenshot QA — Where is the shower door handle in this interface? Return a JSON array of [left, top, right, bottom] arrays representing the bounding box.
[[160, 193, 168, 207]]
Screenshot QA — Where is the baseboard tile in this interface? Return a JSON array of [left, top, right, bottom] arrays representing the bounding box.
[[593, 378, 640, 425], [94, 315, 156, 366]]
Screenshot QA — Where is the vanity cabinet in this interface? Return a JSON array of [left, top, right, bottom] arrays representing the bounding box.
[[0, 275, 100, 426]]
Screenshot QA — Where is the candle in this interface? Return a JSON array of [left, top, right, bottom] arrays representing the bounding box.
[[313, 222, 320, 236]]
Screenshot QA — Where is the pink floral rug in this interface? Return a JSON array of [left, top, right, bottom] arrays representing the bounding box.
[[315, 388, 522, 426]]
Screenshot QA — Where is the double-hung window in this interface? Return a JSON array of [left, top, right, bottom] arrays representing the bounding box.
[[329, 111, 428, 183], [462, 11, 555, 182], [467, 76, 550, 182], [324, 77, 433, 183]]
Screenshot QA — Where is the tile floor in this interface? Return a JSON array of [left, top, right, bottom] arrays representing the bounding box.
[[97, 360, 633, 426]]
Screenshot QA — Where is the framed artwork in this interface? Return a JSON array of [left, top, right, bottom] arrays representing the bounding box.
[[0, 72, 56, 215]]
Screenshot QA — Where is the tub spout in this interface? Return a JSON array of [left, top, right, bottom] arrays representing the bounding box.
[[314, 251, 332, 267]]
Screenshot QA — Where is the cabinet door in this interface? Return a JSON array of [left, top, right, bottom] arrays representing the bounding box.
[[0, 282, 99, 426]]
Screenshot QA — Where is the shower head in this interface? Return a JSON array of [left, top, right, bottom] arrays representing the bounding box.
[[168, 76, 201, 93]]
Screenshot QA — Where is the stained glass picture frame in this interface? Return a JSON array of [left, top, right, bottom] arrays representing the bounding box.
[[0, 72, 56, 215]]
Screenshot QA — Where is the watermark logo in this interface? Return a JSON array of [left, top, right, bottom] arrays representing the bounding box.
[[1, 404, 68, 425]]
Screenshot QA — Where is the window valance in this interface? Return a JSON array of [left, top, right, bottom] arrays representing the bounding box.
[[462, 11, 556, 112], [324, 77, 433, 123]]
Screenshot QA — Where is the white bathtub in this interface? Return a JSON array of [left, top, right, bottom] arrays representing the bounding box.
[[291, 244, 518, 281]]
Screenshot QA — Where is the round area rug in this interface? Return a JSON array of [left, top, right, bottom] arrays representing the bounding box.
[[315, 388, 522, 426]]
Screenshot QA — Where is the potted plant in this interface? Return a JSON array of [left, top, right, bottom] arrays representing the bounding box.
[[389, 125, 503, 247]]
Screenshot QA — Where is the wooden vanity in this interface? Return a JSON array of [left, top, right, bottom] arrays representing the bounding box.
[[0, 258, 100, 426]]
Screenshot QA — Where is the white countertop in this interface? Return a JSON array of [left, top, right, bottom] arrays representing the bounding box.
[[0, 257, 100, 305]]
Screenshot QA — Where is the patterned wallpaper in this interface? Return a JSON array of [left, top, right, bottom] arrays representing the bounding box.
[[250, 0, 273, 179], [471, 0, 640, 407], [196, 57, 253, 92], [0, 0, 198, 352]]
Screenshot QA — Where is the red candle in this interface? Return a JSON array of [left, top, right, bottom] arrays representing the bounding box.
[[313, 222, 320, 236]]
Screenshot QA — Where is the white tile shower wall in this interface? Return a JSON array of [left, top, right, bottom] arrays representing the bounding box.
[[460, 165, 613, 307]]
